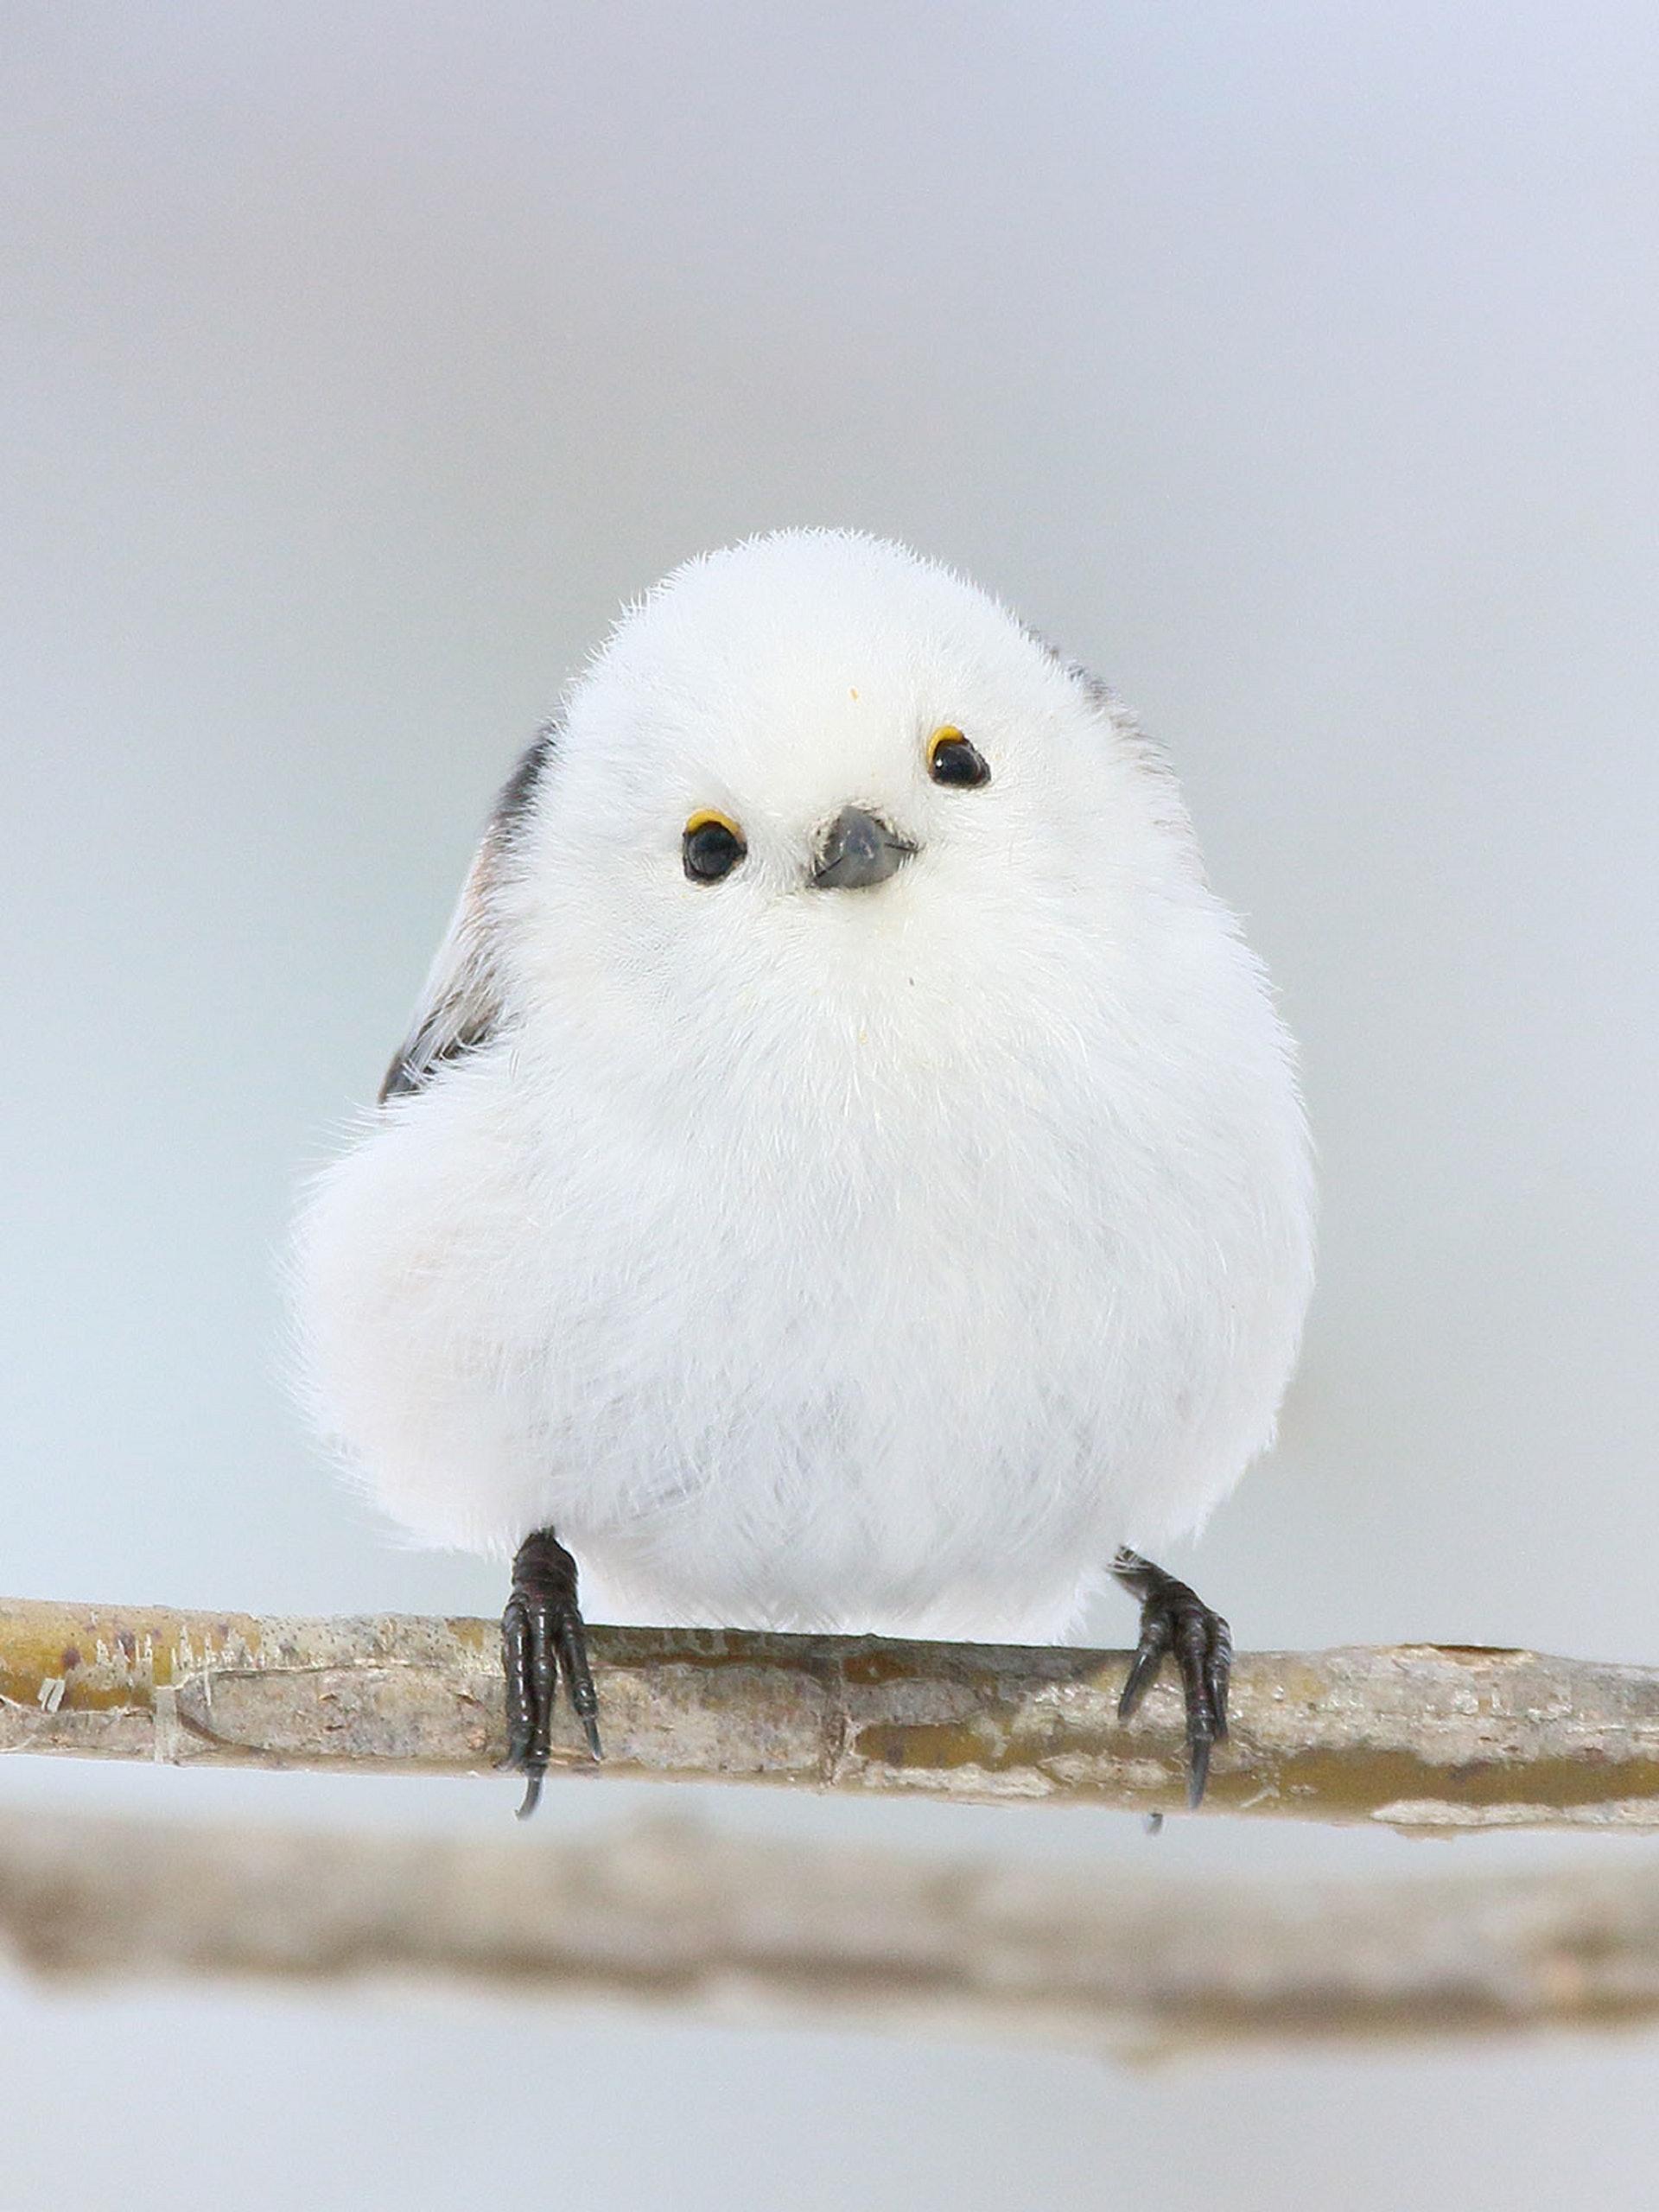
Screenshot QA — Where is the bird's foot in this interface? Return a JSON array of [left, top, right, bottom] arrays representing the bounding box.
[[499, 1527, 602, 1818], [1109, 1548, 1231, 1809]]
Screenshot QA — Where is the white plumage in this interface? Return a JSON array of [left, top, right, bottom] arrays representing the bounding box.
[[294, 531, 1314, 1647]]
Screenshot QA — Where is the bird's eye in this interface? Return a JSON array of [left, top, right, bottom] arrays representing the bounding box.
[[926, 726, 991, 788], [682, 809, 747, 883]]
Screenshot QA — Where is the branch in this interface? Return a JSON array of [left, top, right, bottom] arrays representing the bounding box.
[[6, 1804, 1659, 2054], [4, 1599, 1659, 1829]]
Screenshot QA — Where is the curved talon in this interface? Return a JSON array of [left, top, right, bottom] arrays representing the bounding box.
[[499, 1528, 601, 1815], [1185, 1733, 1212, 1812], [1109, 1547, 1232, 1809], [1116, 1609, 1173, 1723]]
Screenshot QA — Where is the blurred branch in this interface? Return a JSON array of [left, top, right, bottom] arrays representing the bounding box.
[[6, 1802, 1659, 2055], [4, 1598, 1659, 1830]]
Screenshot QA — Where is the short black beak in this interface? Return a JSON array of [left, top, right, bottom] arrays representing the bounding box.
[[812, 807, 915, 891]]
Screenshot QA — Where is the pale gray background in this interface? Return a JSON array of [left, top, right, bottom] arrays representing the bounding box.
[[4, 3, 1658, 2205]]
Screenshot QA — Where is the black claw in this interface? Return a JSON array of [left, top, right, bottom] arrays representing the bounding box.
[[1185, 1734, 1211, 1811], [499, 1528, 602, 1815], [499, 1594, 535, 1772], [1116, 1624, 1170, 1724], [1109, 1547, 1232, 1809], [1205, 1620, 1234, 1743]]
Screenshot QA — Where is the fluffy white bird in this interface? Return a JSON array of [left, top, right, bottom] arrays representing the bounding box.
[[294, 531, 1314, 1812]]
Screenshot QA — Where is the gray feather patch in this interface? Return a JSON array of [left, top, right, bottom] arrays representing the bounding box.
[[378, 724, 558, 1103]]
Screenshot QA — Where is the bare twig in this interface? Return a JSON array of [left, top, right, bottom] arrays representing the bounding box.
[[4, 1599, 1659, 1830], [4, 1803, 1659, 2055]]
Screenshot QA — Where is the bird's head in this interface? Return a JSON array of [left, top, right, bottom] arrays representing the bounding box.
[[503, 531, 1200, 1072]]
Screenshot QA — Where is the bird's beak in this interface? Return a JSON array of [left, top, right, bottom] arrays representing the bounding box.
[[811, 807, 916, 891]]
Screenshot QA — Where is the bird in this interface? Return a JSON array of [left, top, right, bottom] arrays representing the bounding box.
[[292, 530, 1315, 1815]]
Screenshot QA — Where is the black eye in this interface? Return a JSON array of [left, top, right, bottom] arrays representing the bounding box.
[[682, 810, 747, 883], [926, 726, 991, 788]]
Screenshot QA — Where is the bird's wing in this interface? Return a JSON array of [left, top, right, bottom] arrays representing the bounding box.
[[1031, 632, 1203, 866], [378, 728, 556, 1104]]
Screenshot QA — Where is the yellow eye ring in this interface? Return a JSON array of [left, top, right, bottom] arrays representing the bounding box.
[[926, 726, 991, 788], [682, 808, 747, 883]]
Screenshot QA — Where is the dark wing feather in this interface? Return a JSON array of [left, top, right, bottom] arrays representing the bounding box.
[[1026, 628, 1202, 872], [378, 726, 556, 1104]]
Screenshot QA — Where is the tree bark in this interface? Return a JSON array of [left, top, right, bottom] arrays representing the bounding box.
[[5, 1598, 1659, 1830]]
